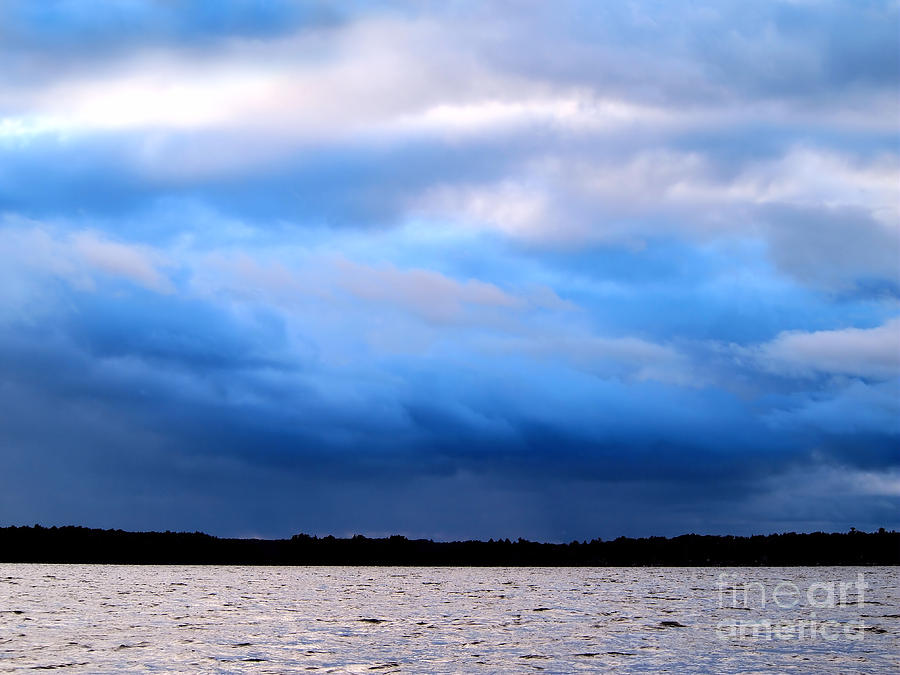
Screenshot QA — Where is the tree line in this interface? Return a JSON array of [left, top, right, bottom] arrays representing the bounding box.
[[0, 525, 897, 565]]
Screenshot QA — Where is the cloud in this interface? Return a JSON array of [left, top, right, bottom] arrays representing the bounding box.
[[765, 378, 900, 439], [188, 250, 565, 325], [759, 204, 900, 293], [756, 317, 900, 380], [1, 2, 895, 304], [70, 231, 174, 293], [334, 258, 521, 323], [0, 1, 342, 84], [0, 1, 898, 538], [3, 3, 895, 162], [479, 333, 697, 387], [412, 146, 898, 279], [2, 17, 509, 151], [0, 224, 174, 295]]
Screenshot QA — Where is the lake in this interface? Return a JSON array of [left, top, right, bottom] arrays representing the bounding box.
[[1, 565, 897, 673]]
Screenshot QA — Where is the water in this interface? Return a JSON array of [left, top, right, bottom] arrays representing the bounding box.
[[1, 565, 897, 673]]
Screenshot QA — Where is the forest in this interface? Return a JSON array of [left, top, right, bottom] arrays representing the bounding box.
[[1, 526, 897, 566]]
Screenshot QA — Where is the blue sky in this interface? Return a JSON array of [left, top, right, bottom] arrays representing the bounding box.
[[0, 0, 898, 540]]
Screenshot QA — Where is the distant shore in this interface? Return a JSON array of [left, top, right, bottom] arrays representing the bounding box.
[[1, 526, 897, 566]]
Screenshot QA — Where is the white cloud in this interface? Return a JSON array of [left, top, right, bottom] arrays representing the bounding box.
[[663, 148, 900, 227], [390, 95, 674, 139], [2, 11, 892, 176], [756, 318, 900, 380], [189, 250, 568, 326], [0, 10, 895, 298], [416, 181, 559, 242], [333, 258, 521, 323], [1, 19, 513, 148], [70, 231, 174, 293], [411, 144, 899, 295], [0, 223, 174, 295]]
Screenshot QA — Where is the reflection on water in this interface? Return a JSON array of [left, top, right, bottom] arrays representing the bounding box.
[[1, 565, 897, 673]]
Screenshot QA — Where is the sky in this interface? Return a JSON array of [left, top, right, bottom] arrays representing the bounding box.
[[0, 0, 898, 541]]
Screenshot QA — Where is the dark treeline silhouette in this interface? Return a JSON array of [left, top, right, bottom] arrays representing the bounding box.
[[1, 526, 898, 565]]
